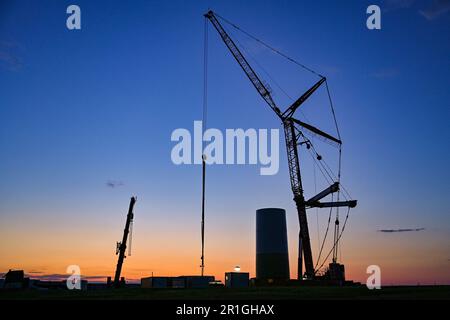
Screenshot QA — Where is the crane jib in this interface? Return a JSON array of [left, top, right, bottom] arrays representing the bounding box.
[[205, 11, 282, 118]]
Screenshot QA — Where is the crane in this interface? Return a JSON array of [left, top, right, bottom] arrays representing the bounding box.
[[113, 196, 136, 288], [205, 11, 357, 280]]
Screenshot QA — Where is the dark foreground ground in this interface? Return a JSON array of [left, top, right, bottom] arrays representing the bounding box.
[[0, 285, 449, 300]]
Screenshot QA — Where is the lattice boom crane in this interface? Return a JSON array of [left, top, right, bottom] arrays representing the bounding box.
[[205, 10, 356, 279]]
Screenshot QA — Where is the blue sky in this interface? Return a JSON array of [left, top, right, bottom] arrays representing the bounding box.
[[0, 0, 449, 283]]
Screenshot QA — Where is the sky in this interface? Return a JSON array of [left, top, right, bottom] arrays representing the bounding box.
[[0, 0, 449, 285]]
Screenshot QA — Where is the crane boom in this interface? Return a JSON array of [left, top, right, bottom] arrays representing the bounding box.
[[292, 118, 342, 145], [204, 11, 282, 118], [282, 77, 326, 119], [113, 196, 136, 288]]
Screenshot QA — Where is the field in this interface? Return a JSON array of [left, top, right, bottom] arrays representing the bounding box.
[[0, 285, 449, 300]]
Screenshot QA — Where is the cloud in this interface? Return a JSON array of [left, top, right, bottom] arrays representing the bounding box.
[[384, 0, 450, 20], [378, 228, 425, 233], [370, 68, 399, 79], [419, 0, 450, 20], [0, 272, 67, 281], [27, 270, 44, 274], [26, 273, 69, 281], [320, 65, 341, 76], [0, 41, 22, 71], [106, 180, 124, 188], [26, 273, 109, 281], [384, 0, 416, 11], [0, 271, 133, 283]]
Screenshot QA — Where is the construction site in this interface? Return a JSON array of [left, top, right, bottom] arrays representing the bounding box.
[[1, 10, 359, 291], [1, 2, 449, 304]]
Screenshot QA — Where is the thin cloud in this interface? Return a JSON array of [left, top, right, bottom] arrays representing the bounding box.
[[106, 180, 124, 188], [370, 68, 399, 79], [419, 0, 450, 20], [0, 41, 22, 71], [320, 65, 341, 76], [384, 0, 416, 11], [1, 270, 116, 282], [378, 228, 425, 233], [27, 270, 44, 274], [26, 273, 69, 281], [384, 0, 450, 20], [1, 272, 139, 283], [0, 272, 67, 281], [26, 273, 109, 281]]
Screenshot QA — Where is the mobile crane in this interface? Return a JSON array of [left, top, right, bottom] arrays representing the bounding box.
[[113, 196, 136, 288]]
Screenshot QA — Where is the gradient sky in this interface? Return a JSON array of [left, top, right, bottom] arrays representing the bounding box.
[[0, 0, 449, 285]]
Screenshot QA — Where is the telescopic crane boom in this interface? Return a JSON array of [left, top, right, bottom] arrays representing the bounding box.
[[205, 10, 356, 279], [113, 196, 136, 288]]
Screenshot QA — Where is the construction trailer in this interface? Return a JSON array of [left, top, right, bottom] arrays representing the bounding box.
[[3, 270, 29, 289], [140, 276, 215, 289], [175, 276, 215, 288], [141, 276, 170, 288], [31, 279, 88, 291], [225, 272, 249, 288]]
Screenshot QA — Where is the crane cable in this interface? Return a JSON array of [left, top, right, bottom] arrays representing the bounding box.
[[325, 80, 345, 264], [231, 31, 314, 132], [314, 194, 333, 270], [315, 206, 351, 272], [128, 220, 133, 256], [214, 12, 324, 79], [200, 17, 208, 277], [305, 132, 354, 272], [299, 131, 344, 271], [203, 17, 209, 132], [313, 162, 321, 253]]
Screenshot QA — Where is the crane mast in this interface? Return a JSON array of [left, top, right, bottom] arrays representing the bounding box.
[[205, 10, 356, 280], [283, 118, 315, 278]]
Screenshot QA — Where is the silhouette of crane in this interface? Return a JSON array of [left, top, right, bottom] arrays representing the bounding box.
[[205, 11, 357, 280], [113, 196, 136, 288]]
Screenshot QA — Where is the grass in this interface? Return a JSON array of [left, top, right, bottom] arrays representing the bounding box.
[[0, 285, 449, 300]]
